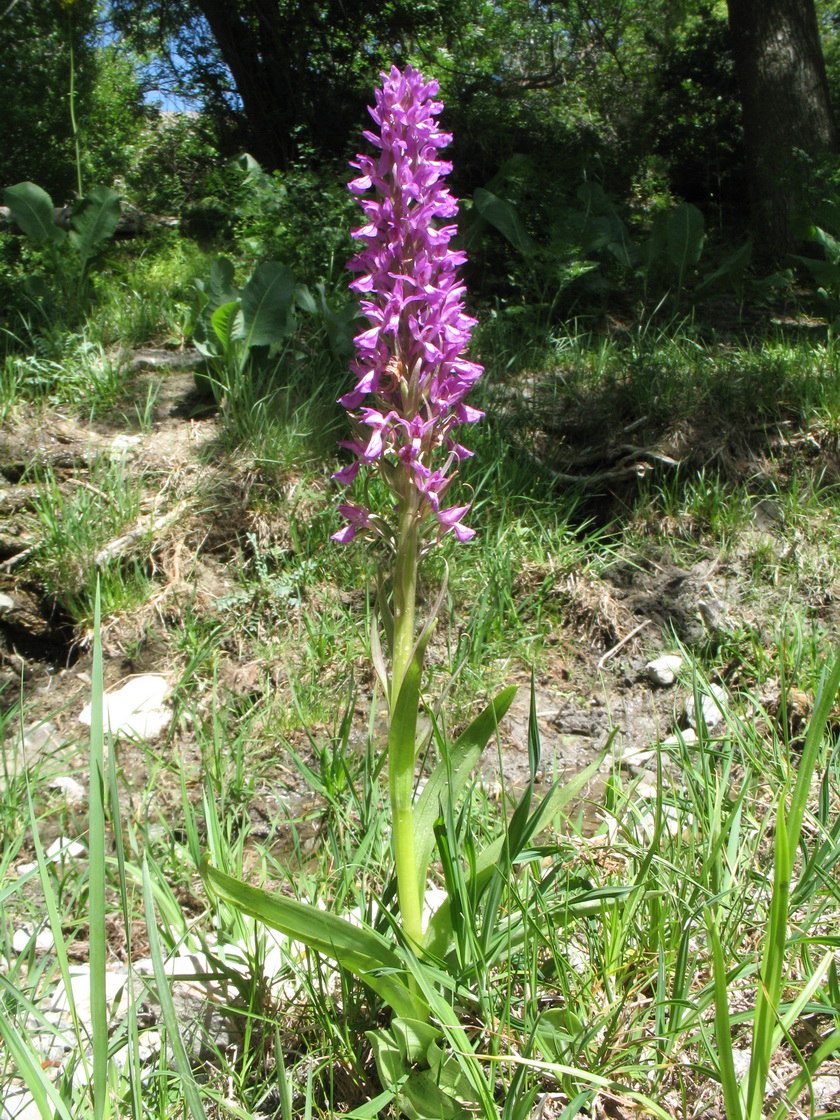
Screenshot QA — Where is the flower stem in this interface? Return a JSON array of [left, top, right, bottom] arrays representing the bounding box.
[[66, 7, 83, 199], [388, 493, 424, 949]]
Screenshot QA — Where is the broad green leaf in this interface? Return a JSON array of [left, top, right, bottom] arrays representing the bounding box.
[[695, 240, 752, 295], [473, 187, 536, 256], [211, 300, 244, 350], [241, 261, 298, 346], [367, 1028, 408, 1091], [295, 283, 318, 314], [391, 1016, 442, 1066], [414, 685, 517, 885], [3, 181, 65, 242], [810, 224, 840, 264], [206, 256, 239, 312], [68, 185, 121, 264], [401, 1070, 473, 1119], [202, 858, 429, 1021], [790, 254, 840, 291], [667, 202, 704, 273], [640, 210, 669, 271], [576, 181, 612, 217]]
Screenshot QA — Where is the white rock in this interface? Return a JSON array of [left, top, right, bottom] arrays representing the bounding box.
[[45, 837, 86, 861], [2, 1087, 44, 1120], [110, 434, 142, 451], [730, 1048, 752, 1079], [20, 720, 63, 758], [79, 674, 171, 741], [0, 592, 17, 612], [47, 775, 86, 802], [812, 1075, 840, 1108], [616, 744, 657, 770], [662, 727, 698, 747], [684, 684, 727, 730], [645, 654, 683, 686], [47, 966, 131, 1026], [12, 924, 54, 954]]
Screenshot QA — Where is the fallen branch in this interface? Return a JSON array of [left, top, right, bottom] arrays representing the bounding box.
[[597, 619, 652, 669], [95, 499, 190, 567]]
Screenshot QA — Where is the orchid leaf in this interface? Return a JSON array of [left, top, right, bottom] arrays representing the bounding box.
[[201, 858, 429, 1021]]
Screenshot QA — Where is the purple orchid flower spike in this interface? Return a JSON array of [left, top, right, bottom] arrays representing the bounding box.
[[331, 64, 484, 949], [332, 63, 483, 546]]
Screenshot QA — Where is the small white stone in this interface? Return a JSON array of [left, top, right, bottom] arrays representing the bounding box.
[[616, 744, 657, 769], [684, 684, 727, 730], [645, 654, 683, 686], [3, 1087, 44, 1120], [662, 727, 698, 747], [0, 592, 17, 612], [12, 924, 54, 953], [79, 674, 171, 741], [730, 1048, 752, 1079], [47, 776, 86, 802], [45, 837, 87, 861]]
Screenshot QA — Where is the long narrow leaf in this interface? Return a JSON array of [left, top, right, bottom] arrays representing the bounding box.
[[787, 648, 840, 852], [424, 750, 606, 956], [746, 802, 791, 1118], [0, 1004, 75, 1120], [141, 857, 209, 1120], [88, 584, 108, 1120], [414, 685, 517, 884], [706, 910, 744, 1120], [202, 859, 429, 1021]]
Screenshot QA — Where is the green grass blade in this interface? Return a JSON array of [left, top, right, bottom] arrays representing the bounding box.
[[414, 684, 517, 884], [706, 909, 744, 1120], [746, 800, 792, 1119], [88, 583, 108, 1120], [787, 648, 840, 852], [0, 1003, 76, 1120], [141, 855, 209, 1120]]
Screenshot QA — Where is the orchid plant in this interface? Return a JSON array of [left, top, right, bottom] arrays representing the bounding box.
[[329, 63, 486, 949], [201, 64, 606, 1117]]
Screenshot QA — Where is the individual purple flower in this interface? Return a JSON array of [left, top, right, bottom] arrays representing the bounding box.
[[332, 63, 483, 545]]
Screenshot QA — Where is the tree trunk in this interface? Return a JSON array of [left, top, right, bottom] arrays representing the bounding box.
[[196, 0, 301, 170], [727, 0, 838, 260]]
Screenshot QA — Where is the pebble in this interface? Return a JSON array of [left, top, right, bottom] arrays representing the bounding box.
[[0, 592, 16, 612], [684, 684, 727, 730], [645, 654, 683, 686], [45, 837, 86, 861], [661, 727, 698, 748], [47, 775, 86, 802], [19, 720, 64, 758], [12, 924, 55, 954]]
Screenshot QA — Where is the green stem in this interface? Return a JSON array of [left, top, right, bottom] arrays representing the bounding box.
[[67, 8, 83, 198], [388, 492, 424, 950]]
